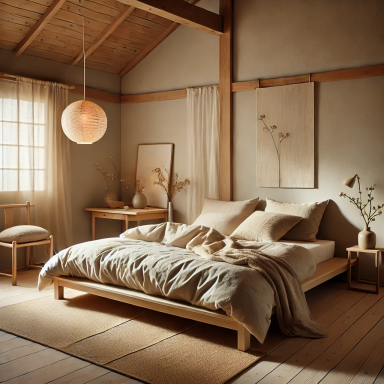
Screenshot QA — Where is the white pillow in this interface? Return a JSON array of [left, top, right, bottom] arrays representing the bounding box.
[[265, 198, 329, 241], [231, 211, 303, 242], [193, 197, 259, 235]]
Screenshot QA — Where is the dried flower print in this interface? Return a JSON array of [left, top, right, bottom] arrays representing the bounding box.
[[258, 114, 290, 187]]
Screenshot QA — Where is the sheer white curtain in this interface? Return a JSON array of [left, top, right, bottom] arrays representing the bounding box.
[[187, 86, 220, 223], [0, 76, 73, 261]]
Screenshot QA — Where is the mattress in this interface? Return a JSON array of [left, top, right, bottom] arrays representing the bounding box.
[[278, 239, 335, 264]]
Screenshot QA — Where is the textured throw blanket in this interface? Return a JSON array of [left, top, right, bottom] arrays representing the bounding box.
[[39, 222, 326, 343]]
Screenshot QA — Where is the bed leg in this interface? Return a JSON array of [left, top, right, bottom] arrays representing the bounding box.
[[54, 279, 64, 300], [237, 325, 251, 351]]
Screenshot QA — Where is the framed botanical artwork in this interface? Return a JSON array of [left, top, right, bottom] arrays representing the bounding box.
[[256, 82, 314, 188], [135, 143, 174, 208]]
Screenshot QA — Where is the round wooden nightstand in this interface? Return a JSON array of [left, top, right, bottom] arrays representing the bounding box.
[[347, 246, 384, 294]]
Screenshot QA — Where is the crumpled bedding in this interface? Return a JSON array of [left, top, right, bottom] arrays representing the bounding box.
[[38, 222, 325, 343]]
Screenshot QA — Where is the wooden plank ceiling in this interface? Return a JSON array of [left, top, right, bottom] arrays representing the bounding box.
[[0, 0, 192, 75]]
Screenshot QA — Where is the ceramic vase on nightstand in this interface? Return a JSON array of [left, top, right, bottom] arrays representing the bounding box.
[[132, 190, 147, 209], [358, 227, 376, 249], [103, 190, 117, 207]]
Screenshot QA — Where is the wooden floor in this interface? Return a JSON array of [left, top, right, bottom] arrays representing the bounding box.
[[0, 270, 383, 384], [0, 270, 140, 384]]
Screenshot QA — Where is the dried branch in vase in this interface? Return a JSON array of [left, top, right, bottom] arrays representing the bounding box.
[[94, 155, 120, 189], [135, 180, 145, 193], [340, 180, 383, 228], [258, 114, 290, 187], [170, 172, 191, 201], [120, 172, 135, 189], [153, 167, 190, 202]]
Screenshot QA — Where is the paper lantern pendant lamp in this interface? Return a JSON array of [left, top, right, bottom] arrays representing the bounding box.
[[61, 1, 107, 144], [61, 100, 107, 144]]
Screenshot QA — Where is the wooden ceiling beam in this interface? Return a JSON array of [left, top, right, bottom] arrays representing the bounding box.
[[116, 0, 222, 35], [71, 5, 135, 66], [120, 64, 384, 102], [14, 0, 66, 57], [121, 88, 187, 103]]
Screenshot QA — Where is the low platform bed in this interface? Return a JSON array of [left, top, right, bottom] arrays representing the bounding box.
[[53, 257, 354, 351]]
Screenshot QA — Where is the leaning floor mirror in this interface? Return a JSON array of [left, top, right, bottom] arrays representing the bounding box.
[[135, 143, 174, 208]]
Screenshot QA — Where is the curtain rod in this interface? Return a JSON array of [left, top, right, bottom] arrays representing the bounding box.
[[0, 72, 76, 89]]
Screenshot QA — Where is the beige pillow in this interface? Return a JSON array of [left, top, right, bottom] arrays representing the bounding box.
[[0, 225, 50, 243], [231, 211, 302, 242], [193, 197, 259, 235], [265, 198, 329, 241]]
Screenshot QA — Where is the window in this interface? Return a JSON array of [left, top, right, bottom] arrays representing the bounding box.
[[0, 96, 45, 191]]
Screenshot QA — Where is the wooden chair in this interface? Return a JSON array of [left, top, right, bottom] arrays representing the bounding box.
[[0, 202, 53, 285]]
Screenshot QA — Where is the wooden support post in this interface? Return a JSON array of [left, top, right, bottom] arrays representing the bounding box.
[[25, 247, 31, 271], [357, 251, 361, 282], [4, 208, 13, 229], [376, 251, 380, 295], [92, 212, 96, 241], [49, 235, 54, 258], [219, 0, 233, 201], [26, 201, 31, 224], [237, 324, 251, 351], [12, 241, 17, 286], [347, 250, 352, 289], [54, 279, 64, 300]]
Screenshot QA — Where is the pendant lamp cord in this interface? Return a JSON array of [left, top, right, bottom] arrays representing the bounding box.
[[82, 0, 86, 101]]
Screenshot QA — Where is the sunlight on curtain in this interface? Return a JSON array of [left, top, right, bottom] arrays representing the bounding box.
[[0, 76, 73, 261], [187, 86, 220, 224]]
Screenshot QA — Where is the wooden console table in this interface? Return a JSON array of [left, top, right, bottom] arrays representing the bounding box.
[[85, 207, 168, 240]]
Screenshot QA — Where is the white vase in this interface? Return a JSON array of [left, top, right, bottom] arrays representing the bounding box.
[[168, 201, 173, 222], [358, 227, 376, 249]]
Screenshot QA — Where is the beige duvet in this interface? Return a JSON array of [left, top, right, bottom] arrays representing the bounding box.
[[39, 223, 325, 343]]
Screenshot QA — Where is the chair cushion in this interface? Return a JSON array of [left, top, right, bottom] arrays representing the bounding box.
[[0, 225, 50, 243]]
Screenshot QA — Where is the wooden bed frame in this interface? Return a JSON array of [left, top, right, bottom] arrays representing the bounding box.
[[53, 257, 353, 351]]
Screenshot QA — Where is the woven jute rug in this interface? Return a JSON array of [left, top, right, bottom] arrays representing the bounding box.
[[0, 292, 287, 384]]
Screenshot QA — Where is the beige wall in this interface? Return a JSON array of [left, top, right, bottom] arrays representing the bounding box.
[[120, 0, 384, 279], [121, 0, 219, 95], [69, 93, 122, 245], [121, 0, 219, 223], [0, 49, 121, 270], [234, 0, 384, 82], [233, 78, 384, 272], [121, 99, 189, 223]]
